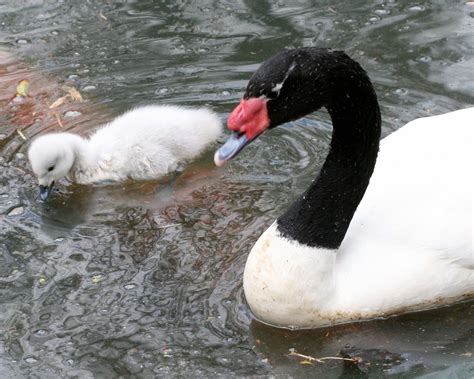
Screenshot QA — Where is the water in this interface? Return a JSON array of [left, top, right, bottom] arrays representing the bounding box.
[[0, 0, 473, 377]]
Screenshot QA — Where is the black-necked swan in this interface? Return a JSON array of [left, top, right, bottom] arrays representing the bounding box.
[[28, 105, 221, 200], [215, 47, 474, 329]]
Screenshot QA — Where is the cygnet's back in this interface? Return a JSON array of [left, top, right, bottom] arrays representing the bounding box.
[[83, 105, 222, 182]]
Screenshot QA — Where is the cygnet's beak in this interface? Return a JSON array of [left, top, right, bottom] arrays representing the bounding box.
[[39, 181, 54, 201]]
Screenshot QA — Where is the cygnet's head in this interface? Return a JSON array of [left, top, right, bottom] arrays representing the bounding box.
[[28, 133, 77, 201]]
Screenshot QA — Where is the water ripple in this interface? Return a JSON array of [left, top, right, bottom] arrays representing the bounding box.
[[0, 0, 473, 377]]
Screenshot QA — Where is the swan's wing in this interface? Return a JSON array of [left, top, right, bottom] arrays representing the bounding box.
[[346, 108, 474, 263]]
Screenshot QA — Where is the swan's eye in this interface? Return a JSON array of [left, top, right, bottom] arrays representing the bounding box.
[[47, 166, 55, 172]]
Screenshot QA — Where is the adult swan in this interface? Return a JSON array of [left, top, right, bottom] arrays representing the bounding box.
[[215, 47, 474, 329]]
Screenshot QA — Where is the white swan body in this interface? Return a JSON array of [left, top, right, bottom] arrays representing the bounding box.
[[28, 105, 221, 190], [244, 108, 474, 329], [216, 47, 473, 329]]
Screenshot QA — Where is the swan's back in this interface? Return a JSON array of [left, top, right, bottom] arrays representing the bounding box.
[[346, 108, 473, 256]]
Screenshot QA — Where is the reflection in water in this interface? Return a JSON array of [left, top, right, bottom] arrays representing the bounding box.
[[0, 0, 473, 377]]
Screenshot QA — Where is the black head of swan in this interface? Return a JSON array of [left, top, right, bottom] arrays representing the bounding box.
[[215, 47, 474, 329]]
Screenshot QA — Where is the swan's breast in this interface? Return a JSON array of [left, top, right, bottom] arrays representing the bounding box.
[[243, 222, 339, 329]]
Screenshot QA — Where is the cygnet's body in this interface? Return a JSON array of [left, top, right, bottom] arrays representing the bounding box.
[[28, 105, 222, 198]]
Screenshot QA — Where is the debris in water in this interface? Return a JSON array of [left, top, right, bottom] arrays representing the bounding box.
[[53, 111, 64, 128], [288, 348, 358, 364], [162, 347, 173, 357], [16, 129, 27, 140], [49, 86, 83, 111], [8, 206, 24, 216], [64, 86, 84, 102], [92, 274, 104, 284], [16, 79, 30, 97], [24, 356, 39, 364], [49, 96, 67, 109], [64, 110, 82, 118], [82, 85, 96, 92]]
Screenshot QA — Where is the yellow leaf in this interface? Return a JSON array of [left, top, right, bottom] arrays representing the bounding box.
[[16, 79, 30, 97], [300, 360, 313, 365]]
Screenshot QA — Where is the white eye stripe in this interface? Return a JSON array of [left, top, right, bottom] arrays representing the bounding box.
[[270, 61, 296, 96], [272, 82, 284, 93]]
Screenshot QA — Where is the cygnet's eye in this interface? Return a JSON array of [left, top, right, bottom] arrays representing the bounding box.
[[47, 166, 55, 172]]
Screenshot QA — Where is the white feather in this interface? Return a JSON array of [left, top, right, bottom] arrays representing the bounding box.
[[244, 107, 474, 329], [28, 105, 222, 185]]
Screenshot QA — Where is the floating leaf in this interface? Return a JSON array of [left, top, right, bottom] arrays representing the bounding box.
[[300, 360, 313, 365], [49, 96, 67, 109], [16, 79, 30, 97]]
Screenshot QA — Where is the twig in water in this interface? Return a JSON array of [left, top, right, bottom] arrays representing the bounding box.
[[288, 348, 358, 364], [16, 129, 27, 140], [49, 96, 67, 109], [53, 111, 64, 128]]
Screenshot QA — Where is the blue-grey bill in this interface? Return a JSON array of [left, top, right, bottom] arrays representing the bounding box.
[[214, 133, 249, 167], [39, 182, 54, 201]]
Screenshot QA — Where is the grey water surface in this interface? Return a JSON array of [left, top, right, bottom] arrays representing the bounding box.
[[0, 0, 473, 377]]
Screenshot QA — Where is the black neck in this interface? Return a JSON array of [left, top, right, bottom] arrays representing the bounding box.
[[277, 80, 381, 249]]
